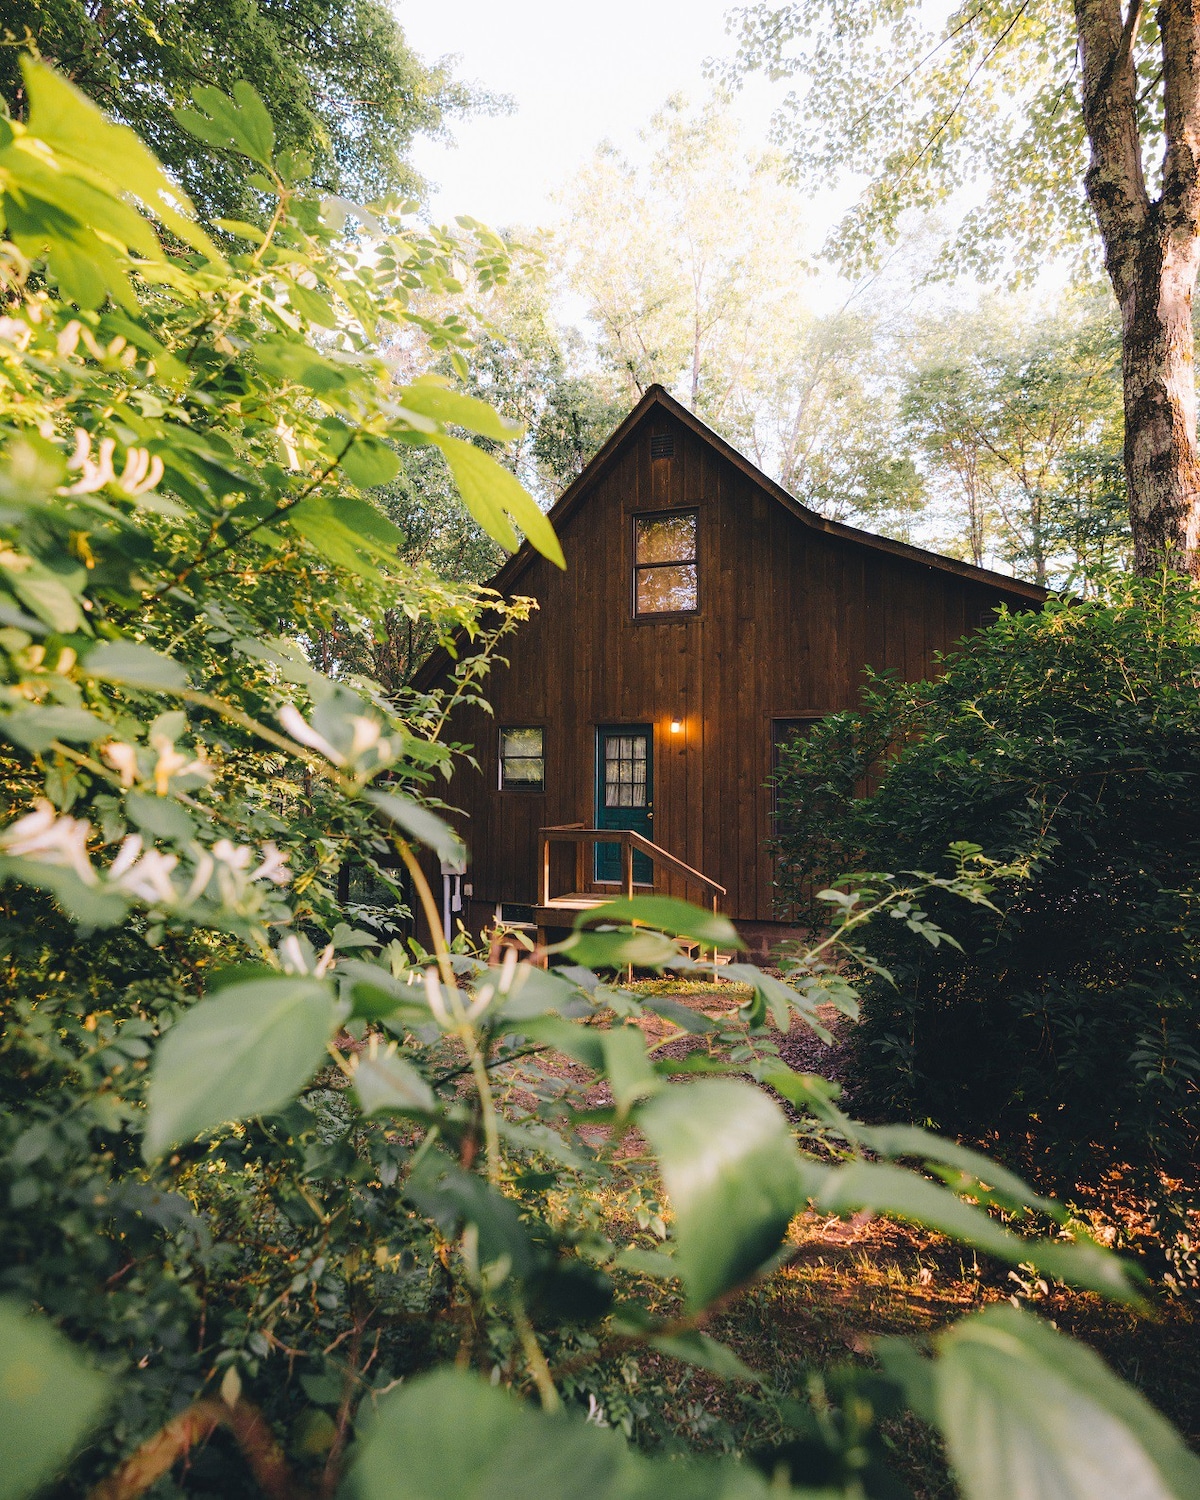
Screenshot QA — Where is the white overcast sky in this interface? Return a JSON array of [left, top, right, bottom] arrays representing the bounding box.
[[397, 0, 782, 231]]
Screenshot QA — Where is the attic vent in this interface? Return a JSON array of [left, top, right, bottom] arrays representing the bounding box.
[[650, 432, 674, 460]]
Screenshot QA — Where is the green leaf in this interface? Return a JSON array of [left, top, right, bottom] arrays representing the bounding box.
[[84, 641, 189, 690], [637, 1080, 805, 1309], [641, 994, 719, 1034], [934, 1305, 1200, 1500], [650, 1329, 760, 1384], [0, 857, 130, 928], [253, 337, 355, 394], [287, 495, 405, 580], [399, 378, 524, 442], [337, 961, 430, 1025], [578, 895, 743, 950], [144, 976, 338, 1159], [405, 1160, 535, 1282], [509, 1015, 606, 1072], [125, 791, 196, 842], [433, 434, 565, 568], [0, 706, 110, 755], [351, 1047, 436, 1116], [176, 81, 275, 168], [21, 60, 216, 258], [365, 790, 465, 864], [0, 1302, 109, 1500], [854, 1122, 1065, 1220], [723, 965, 831, 1039], [560, 928, 680, 970], [340, 435, 401, 489], [613, 1247, 679, 1280], [9, 573, 84, 633], [814, 1161, 1137, 1300], [600, 1025, 661, 1114], [354, 1368, 779, 1500], [283, 277, 337, 328], [488, 964, 579, 1020]]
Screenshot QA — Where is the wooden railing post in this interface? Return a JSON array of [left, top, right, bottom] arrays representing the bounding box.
[[540, 832, 550, 907], [622, 834, 634, 898]]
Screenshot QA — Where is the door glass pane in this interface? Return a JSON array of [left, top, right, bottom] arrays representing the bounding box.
[[604, 734, 648, 808]]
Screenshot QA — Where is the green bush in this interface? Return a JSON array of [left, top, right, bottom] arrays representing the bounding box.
[[773, 578, 1200, 1275]]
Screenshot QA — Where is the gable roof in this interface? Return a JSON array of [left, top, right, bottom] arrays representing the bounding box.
[[414, 384, 1047, 689]]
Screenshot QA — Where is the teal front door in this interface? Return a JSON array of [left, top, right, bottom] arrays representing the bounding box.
[[595, 726, 654, 884]]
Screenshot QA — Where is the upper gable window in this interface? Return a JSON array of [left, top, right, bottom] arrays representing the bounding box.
[[634, 510, 698, 616]]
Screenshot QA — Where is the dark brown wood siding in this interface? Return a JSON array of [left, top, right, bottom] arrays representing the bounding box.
[[429, 407, 1038, 929]]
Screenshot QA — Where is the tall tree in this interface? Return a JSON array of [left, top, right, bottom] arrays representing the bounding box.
[[557, 95, 809, 413], [721, 2, 1200, 578], [902, 294, 1127, 587], [558, 96, 920, 533], [2, 0, 489, 218]]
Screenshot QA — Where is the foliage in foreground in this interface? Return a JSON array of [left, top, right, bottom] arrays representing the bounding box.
[[773, 579, 1200, 1281], [0, 57, 1196, 1500]]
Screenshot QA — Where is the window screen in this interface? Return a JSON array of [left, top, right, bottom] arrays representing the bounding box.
[[603, 734, 648, 808], [499, 727, 544, 790], [634, 510, 698, 615]]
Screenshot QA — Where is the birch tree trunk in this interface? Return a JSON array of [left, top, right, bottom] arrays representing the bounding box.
[[1076, 0, 1200, 576]]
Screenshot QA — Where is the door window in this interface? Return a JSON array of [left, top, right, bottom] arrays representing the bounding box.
[[603, 733, 648, 808]]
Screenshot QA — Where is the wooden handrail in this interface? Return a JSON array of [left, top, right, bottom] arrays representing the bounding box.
[[624, 830, 726, 896], [538, 826, 726, 904]]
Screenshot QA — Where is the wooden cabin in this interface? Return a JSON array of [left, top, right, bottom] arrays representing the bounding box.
[[415, 385, 1046, 959]]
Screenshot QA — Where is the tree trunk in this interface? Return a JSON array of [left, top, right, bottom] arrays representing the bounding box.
[[1075, 0, 1200, 576], [1120, 227, 1200, 571]]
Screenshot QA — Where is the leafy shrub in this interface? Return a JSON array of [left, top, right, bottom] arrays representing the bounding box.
[[773, 578, 1200, 1273], [0, 59, 1197, 1500]]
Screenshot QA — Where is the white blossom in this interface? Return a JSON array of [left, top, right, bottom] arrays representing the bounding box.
[[102, 741, 138, 788], [0, 800, 97, 885], [108, 833, 144, 880], [250, 842, 291, 886], [278, 704, 345, 765], [61, 432, 116, 494], [59, 429, 163, 497], [212, 838, 253, 870], [115, 446, 164, 496], [110, 847, 180, 905], [150, 733, 208, 794]]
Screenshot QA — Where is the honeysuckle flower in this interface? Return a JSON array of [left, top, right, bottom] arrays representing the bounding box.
[[212, 838, 253, 870], [57, 320, 82, 357], [278, 704, 345, 765], [250, 842, 291, 886], [59, 429, 163, 497], [102, 741, 138, 788], [108, 833, 144, 880], [183, 850, 214, 904], [61, 431, 116, 494], [0, 317, 32, 352], [0, 800, 97, 885], [149, 733, 208, 794], [110, 846, 179, 904], [114, 446, 164, 496]]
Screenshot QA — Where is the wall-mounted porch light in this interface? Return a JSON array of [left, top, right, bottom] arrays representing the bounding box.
[[670, 717, 683, 734]]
